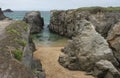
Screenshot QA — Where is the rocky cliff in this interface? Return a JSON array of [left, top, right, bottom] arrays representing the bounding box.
[[0, 20, 45, 78], [53, 7, 120, 78], [0, 8, 6, 20], [49, 7, 120, 38], [0, 9, 45, 78], [23, 11, 44, 34]]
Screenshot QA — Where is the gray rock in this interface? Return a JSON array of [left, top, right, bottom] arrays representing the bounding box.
[[89, 12, 120, 38], [0, 21, 45, 78], [107, 22, 120, 64], [0, 21, 35, 78], [23, 11, 44, 34], [32, 59, 45, 78], [0, 8, 6, 20], [93, 60, 120, 78], [58, 20, 119, 71], [49, 9, 120, 38]]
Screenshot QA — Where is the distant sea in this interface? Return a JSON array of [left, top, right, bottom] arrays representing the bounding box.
[[4, 11, 50, 24]]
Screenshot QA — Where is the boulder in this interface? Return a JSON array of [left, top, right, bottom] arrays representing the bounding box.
[[58, 20, 119, 71], [107, 22, 120, 63], [23, 11, 44, 34], [93, 60, 120, 78]]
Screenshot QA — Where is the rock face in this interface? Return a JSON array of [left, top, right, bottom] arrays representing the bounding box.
[[0, 8, 6, 20], [0, 21, 45, 78], [3, 9, 13, 12], [107, 22, 120, 64], [23, 11, 44, 34], [49, 8, 120, 38], [58, 20, 118, 71], [49, 7, 120, 78], [93, 60, 120, 78]]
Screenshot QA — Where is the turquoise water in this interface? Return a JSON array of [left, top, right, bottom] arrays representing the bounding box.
[[4, 11, 68, 47]]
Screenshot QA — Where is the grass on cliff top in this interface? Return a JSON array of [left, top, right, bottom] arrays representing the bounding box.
[[76, 7, 120, 13], [6, 21, 28, 35], [5, 21, 29, 61]]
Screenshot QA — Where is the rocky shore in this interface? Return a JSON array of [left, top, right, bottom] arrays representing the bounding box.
[[0, 9, 45, 78], [49, 7, 120, 78], [49, 7, 120, 38], [1, 7, 120, 78]]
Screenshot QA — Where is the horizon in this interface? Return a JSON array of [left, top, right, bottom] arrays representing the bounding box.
[[0, 0, 120, 11], [2, 6, 120, 11]]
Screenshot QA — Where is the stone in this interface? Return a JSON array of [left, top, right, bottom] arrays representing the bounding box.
[[23, 11, 44, 34], [0, 8, 6, 20], [93, 60, 120, 78], [49, 8, 120, 38], [107, 22, 120, 63], [0, 21, 45, 78], [58, 20, 119, 71]]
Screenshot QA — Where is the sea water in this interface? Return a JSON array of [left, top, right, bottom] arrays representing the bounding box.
[[4, 11, 68, 47]]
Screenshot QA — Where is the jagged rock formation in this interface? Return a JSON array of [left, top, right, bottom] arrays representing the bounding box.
[[49, 7, 120, 38], [3, 9, 13, 12], [0, 8, 6, 20], [107, 22, 120, 64], [94, 60, 120, 78], [0, 20, 45, 78], [58, 20, 120, 78], [59, 20, 119, 71], [56, 7, 120, 78], [23, 11, 44, 34]]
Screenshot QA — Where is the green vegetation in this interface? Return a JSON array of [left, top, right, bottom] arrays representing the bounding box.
[[12, 49, 23, 61], [14, 38, 27, 47], [6, 27, 20, 36], [76, 7, 120, 13], [4, 21, 29, 61], [6, 21, 28, 35], [24, 25, 28, 31]]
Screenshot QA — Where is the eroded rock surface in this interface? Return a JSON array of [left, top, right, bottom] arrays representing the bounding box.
[[23, 11, 44, 34], [107, 22, 120, 64], [0, 20, 45, 78], [58, 20, 118, 72], [94, 60, 120, 78], [49, 8, 120, 38]]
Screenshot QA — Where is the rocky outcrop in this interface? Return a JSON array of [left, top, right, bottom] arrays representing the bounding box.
[[0, 21, 45, 78], [0, 8, 6, 20], [58, 20, 119, 71], [49, 7, 120, 38], [23, 11, 44, 34], [107, 22, 120, 64], [93, 60, 120, 78], [49, 7, 120, 78], [3, 9, 13, 12]]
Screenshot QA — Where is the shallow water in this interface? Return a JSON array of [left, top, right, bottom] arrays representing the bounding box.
[[33, 22, 68, 47], [4, 11, 68, 47]]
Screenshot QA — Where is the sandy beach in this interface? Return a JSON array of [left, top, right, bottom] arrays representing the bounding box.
[[34, 46, 94, 78]]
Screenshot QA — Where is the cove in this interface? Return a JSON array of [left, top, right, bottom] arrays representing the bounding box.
[[32, 11, 68, 47]]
